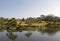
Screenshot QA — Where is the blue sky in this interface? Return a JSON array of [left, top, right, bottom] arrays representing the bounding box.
[[0, 0, 60, 18]]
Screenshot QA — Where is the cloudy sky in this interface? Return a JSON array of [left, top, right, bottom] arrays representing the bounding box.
[[0, 0, 60, 18]]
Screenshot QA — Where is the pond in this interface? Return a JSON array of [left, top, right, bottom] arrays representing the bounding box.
[[0, 27, 60, 41]]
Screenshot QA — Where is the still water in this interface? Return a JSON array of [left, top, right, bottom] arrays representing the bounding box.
[[0, 27, 60, 41]]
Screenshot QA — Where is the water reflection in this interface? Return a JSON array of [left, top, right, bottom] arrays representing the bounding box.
[[25, 31, 32, 38], [0, 26, 60, 41], [6, 32, 17, 41]]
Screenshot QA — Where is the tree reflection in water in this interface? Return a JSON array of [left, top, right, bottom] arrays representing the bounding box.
[[38, 26, 60, 36], [6, 32, 17, 41], [25, 31, 32, 38], [0, 26, 60, 41]]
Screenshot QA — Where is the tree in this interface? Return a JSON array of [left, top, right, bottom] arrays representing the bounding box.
[[21, 18, 25, 21], [7, 18, 17, 27]]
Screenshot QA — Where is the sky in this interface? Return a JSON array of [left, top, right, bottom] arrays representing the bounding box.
[[0, 0, 60, 18]]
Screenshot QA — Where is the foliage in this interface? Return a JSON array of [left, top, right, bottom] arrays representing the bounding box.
[[0, 14, 60, 29]]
